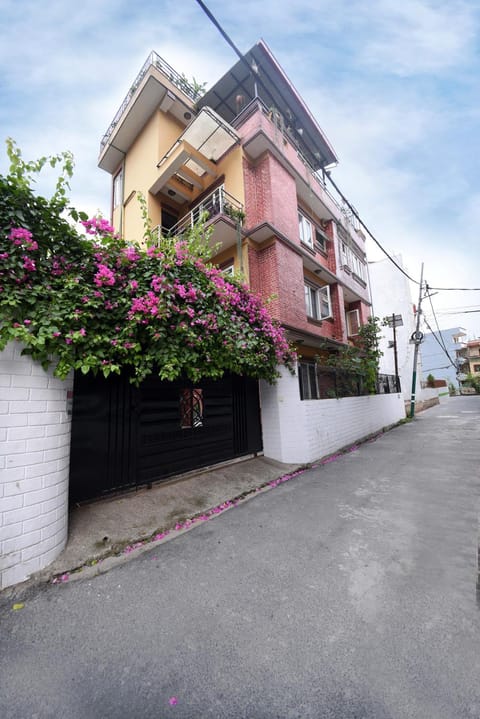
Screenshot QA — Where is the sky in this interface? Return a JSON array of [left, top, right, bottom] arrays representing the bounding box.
[[1, 0, 479, 342]]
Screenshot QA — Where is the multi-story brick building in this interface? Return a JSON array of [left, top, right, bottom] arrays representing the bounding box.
[[72, 40, 395, 493], [98, 41, 371, 396], [456, 338, 480, 386]]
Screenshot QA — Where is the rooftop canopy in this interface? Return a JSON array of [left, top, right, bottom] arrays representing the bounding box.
[[198, 40, 338, 172]]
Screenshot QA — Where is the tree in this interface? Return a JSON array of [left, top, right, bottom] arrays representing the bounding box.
[[318, 316, 383, 395]]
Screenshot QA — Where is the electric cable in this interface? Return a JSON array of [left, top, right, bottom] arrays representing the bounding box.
[[324, 172, 420, 285], [193, 0, 422, 288], [421, 314, 458, 368], [428, 286, 480, 291], [425, 285, 449, 355]]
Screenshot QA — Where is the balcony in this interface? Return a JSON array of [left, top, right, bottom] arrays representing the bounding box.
[[150, 107, 240, 204], [233, 99, 365, 246], [154, 186, 244, 253], [98, 52, 203, 174]]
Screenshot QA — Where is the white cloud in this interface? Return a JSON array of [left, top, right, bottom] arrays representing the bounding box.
[[0, 0, 479, 338], [357, 0, 477, 75]]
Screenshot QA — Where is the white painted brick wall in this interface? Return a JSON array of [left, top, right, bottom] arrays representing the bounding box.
[[260, 366, 406, 464], [0, 341, 73, 590]]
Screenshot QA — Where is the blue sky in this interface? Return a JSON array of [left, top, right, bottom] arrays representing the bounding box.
[[1, 0, 479, 339]]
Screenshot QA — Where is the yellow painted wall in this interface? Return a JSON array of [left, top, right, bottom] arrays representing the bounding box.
[[121, 110, 187, 244], [216, 146, 245, 205]]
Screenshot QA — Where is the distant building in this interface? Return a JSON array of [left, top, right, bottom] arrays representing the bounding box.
[[368, 255, 421, 403], [421, 327, 466, 388], [455, 338, 480, 385]]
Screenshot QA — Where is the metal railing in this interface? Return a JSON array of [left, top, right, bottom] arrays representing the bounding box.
[[303, 365, 400, 400], [153, 186, 244, 243], [100, 51, 203, 152], [238, 99, 362, 237]]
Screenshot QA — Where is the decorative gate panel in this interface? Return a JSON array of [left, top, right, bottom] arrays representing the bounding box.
[[69, 372, 262, 503]]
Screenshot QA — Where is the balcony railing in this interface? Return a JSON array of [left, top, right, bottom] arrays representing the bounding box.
[[100, 51, 204, 151], [153, 186, 244, 243], [234, 98, 363, 238]]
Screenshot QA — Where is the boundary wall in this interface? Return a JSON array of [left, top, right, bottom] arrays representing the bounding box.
[[260, 365, 406, 464], [0, 342, 73, 590]]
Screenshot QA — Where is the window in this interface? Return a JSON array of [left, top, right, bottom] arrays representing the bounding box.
[[179, 388, 204, 429], [113, 169, 123, 208], [299, 362, 319, 399], [220, 260, 235, 276], [304, 283, 332, 321], [299, 212, 328, 253], [346, 309, 360, 336], [298, 212, 313, 248], [473, 364, 480, 373], [338, 229, 366, 281], [315, 228, 327, 252]]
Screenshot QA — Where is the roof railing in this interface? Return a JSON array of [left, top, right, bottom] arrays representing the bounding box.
[[100, 51, 204, 152]]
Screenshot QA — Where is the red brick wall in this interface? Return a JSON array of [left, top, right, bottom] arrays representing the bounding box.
[[243, 155, 298, 240], [248, 238, 348, 343], [248, 242, 280, 318], [348, 299, 371, 325]]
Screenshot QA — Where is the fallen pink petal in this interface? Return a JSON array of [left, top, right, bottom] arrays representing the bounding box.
[[168, 696, 178, 706]]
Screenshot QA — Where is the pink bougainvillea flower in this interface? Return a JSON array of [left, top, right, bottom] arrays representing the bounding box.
[[94, 265, 116, 287], [9, 227, 33, 243], [168, 697, 178, 706], [22, 256, 36, 272]]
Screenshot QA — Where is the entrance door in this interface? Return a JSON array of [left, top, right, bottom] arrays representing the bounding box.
[[69, 372, 262, 503]]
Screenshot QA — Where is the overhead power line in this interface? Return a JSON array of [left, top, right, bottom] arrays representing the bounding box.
[[422, 314, 457, 369], [194, 2, 480, 297], [194, 0, 421, 288], [438, 309, 480, 315], [428, 286, 480, 291], [325, 173, 421, 286]]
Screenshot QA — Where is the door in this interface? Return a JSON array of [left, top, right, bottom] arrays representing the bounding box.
[[69, 372, 262, 503]]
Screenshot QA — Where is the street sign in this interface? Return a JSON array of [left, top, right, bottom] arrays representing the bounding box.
[[385, 314, 403, 328]]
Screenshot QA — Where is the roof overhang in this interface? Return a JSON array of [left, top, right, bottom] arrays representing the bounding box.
[[98, 71, 195, 174], [150, 107, 239, 199], [198, 40, 338, 171]]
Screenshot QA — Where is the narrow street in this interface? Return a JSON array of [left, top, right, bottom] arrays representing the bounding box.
[[1, 397, 479, 719]]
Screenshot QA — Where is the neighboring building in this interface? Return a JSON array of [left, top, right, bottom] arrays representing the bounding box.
[[368, 255, 424, 406], [456, 339, 480, 385], [98, 42, 371, 386], [421, 327, 466, 388]]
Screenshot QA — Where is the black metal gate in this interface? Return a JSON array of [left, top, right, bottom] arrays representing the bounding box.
[[69, 372, 262, 504]]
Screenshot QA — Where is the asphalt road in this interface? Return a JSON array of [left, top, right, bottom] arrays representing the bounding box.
[[1, 396, 479, 718]]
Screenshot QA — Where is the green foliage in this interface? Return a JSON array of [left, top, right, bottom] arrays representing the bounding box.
[[463, 373, 480, 393], [426, 373, 435, 388], [319, 316, 383, 394], [0, 140, 296, 385]]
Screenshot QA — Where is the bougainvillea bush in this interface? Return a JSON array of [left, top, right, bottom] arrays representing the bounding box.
[[0, 140, 296, 384]]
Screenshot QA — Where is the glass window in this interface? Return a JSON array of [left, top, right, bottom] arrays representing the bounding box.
[[113, 169, 123, 208], [315, 228, 327, 252], [305, 283, 331, 320], [346, 309, 360, 336], [298, 213, 313, 247], [299, 362, 319, 399], [180, 388, 204, 429]]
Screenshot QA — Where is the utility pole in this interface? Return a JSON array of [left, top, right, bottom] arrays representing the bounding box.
[[392, 313, 400, 392], [409, 263, 424, 418]]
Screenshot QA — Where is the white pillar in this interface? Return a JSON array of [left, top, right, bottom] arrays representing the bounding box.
[[0, 342, 73, 590], [259, 364, 309, 464]]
